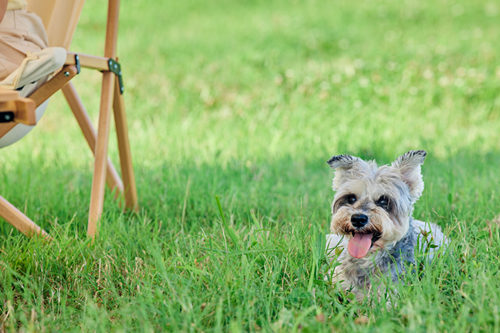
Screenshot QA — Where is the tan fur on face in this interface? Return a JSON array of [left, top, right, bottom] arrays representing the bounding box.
[[330, 198, 407, 250], [330, 207, 354, 235]]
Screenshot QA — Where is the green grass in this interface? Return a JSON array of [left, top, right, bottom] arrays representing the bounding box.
[[1, 0, 500, 331]]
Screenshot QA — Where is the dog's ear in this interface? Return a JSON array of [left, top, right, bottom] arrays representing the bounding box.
[[327, 154, 360, 170], [327, 154, 366, 190], [391, 150, 427, 201]]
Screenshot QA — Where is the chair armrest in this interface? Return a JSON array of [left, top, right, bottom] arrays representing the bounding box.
[[0, 88, 37, 125]]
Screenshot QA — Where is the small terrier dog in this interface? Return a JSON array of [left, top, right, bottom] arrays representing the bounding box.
[[325, 150, 447, 299]]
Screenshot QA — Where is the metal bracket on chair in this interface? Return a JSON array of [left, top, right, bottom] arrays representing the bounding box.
[[107, 58, 124, 94], [74, 54, 81, 74], [0, 112, 15, 122]]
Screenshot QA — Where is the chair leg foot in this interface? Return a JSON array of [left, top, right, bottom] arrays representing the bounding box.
[[0, 196, 51, 239]]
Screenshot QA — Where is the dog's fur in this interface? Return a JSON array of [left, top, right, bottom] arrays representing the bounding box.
[[325, 150, 447, 299]]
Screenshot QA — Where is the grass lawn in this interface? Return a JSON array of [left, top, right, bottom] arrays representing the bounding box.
[[1, 0, 500, 331]]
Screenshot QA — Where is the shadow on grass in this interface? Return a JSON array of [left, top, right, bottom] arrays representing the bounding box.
[[1, 148, 499, 239]]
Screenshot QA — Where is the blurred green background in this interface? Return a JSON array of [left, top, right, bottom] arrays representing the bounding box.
[[0, 0, 499, 331]]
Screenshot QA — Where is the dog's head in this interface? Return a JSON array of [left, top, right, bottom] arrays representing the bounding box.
[[327, 150, 426, 258]]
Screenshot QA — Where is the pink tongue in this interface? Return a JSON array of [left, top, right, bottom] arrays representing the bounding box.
[[347, 233, 373, 258]]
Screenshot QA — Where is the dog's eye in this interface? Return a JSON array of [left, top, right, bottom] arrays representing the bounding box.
[[376, 195, 390, 209], [346, 194, 357, 204]]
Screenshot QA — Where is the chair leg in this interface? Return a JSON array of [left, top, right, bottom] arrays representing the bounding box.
[[0, 196, 50, 239], [113, 77, 138, 211], [87, 0, 123, 238], [62, 82, 124, 196], [87, 72, 115, 238]]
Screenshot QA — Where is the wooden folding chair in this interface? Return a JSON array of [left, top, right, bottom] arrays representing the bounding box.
[[0, 0, 138, 239]]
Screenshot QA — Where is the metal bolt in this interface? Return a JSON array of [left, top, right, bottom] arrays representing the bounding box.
[[64, 71, 70, 77]]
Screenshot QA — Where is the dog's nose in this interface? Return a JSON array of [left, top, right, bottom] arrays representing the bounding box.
[[351, 214, 368, 228]]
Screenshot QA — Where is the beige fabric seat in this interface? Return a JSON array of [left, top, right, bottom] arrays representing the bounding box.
[[0, 7, 49, 80]]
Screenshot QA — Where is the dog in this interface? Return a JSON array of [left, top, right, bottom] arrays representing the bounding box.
[[325, 150, 447, 300]]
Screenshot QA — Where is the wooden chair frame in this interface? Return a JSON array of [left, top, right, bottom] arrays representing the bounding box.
[[0, 0, 138, 239]]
